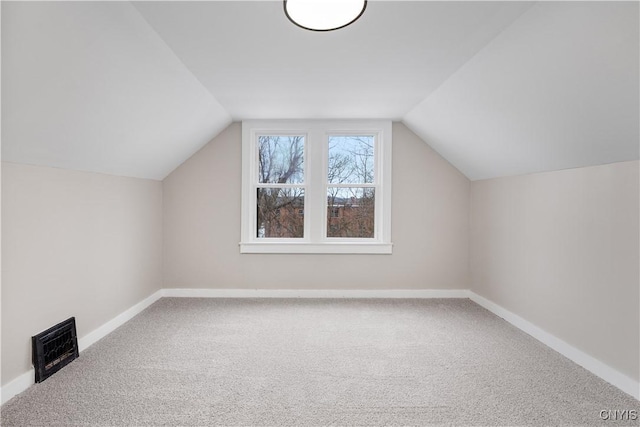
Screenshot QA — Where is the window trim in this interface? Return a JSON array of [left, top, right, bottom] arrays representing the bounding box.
[[241, 120, 392, 254]]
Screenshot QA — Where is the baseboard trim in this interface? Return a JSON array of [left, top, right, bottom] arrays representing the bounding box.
[[161, 288, 470, 299], [0, 370, 34, 406], [4, 289, 637, 404], [77, 290, 163, 352], [468, 291, 640, 400], [1, 289, 163, 405]]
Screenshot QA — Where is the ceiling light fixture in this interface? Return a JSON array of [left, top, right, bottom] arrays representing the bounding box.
[[284, 0, 367, 32]]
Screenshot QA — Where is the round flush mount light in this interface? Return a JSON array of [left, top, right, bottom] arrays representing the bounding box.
[[284, 0, 367, 32]]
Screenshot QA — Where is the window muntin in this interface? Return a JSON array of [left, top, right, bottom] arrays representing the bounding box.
[[241, 120, 392, 254]]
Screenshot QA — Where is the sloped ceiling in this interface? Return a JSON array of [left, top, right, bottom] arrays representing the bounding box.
[[2, 1, 638, 181], [404, 1, 639, 180], [1, 1, 231, 180], [133, 1, 532, 120]]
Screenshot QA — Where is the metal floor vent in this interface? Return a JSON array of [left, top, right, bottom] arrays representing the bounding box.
[[32, 317, 79, 383]]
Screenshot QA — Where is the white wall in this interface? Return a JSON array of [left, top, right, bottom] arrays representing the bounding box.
[[1, 163, 163, 385], [470, 160, 639, 382], [163, 122, 470, 290]]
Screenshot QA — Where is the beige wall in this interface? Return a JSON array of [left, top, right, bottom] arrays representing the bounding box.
[[3, 124, 636, 394], [163, 122, 470, 290], [1, 163, 163, 385], [470, 160, 639, 381]]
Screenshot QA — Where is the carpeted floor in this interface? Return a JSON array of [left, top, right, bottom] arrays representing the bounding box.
[[1, 298, 638, 426]]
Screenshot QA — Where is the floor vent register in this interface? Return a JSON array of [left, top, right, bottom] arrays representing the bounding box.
[[32, 317, 79, 383]]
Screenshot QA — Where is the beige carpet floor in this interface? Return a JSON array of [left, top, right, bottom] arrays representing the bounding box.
[[1, 298, 638, 426]]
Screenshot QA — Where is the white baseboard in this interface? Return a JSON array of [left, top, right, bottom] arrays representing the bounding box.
[[78, 290, 163, 351], [468, 291, 640, 400], [3, 288, 637, 405], [161, 288, 470, 299], [0, 289, 163, 405], [0, 370, 34, 406]]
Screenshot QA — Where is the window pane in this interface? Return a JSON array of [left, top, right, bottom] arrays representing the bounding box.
[[327, 187, 374, 238], [328, 135, 374, 184], [258, 136, 304, 184], [257, 188, 304, 238]]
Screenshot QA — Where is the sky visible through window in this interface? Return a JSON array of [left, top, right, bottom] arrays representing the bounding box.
[[327, 136, 375, 238], [258, 135, 304, 184], [328, 135, 374, 184], [257, 135, 305, 238]]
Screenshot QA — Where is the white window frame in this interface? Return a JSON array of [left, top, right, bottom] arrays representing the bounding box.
[[241, 120, 392, 254]]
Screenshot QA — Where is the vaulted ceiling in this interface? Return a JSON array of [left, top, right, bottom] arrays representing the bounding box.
[[2, 1, 638, 180]]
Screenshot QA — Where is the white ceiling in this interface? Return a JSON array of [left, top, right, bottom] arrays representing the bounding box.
[[2, 1, 231, 180], [2, 1, 638, 181], [133, 1, 532, 120], [403, 1, 639, 180]]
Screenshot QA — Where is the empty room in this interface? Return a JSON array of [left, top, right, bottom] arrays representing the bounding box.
[[1, 0, 638, 425]]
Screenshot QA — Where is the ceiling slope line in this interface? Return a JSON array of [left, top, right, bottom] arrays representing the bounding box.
[[129, 0, 233, 180], [130, 0, 231, 124], [401, 1, 536, 125], [3, 1, 234, 180], [402, 1, 638, 181]]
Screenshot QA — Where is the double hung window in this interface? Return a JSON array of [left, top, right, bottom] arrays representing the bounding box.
[[241, 120, 392, 254]]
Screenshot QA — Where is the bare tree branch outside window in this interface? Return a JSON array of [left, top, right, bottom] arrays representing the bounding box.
[[327, 136, 375, 238], [255, 134, 376, 239], [257, 136, 305, 238]]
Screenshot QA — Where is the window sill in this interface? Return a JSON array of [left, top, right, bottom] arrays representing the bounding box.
[[239, 242, 393, 254]]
